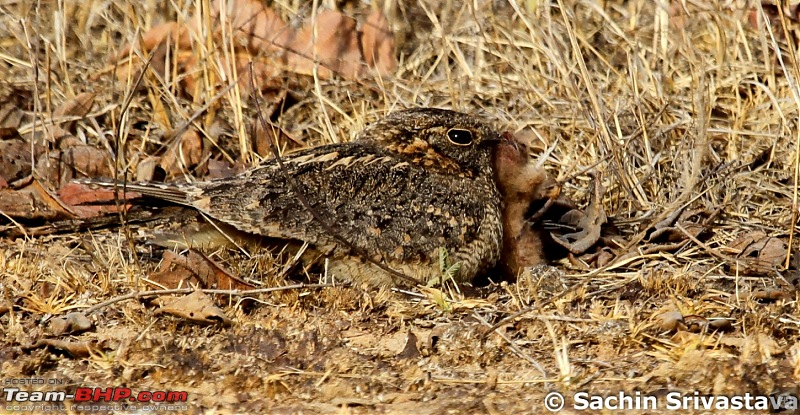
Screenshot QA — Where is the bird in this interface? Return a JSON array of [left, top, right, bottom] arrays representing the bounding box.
[[492, 132, 558, 278], [82, 108, 508, 287]]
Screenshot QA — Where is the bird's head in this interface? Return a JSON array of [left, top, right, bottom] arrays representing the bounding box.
[[358, 108, 503, 177]]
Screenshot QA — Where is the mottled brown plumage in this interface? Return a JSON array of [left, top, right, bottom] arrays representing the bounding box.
[[493, 133, 556, 277], [85, 108, 506, 287]]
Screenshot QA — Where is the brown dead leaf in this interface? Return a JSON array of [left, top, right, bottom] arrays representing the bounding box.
[[148, 251, 198, 289], [113, 22, 189, 63], [725, 231, 767, 254], [221, 0, 291, 53], [136, 156, 160, 182], [206, 159, 241, 180], [288, 10, 363, 79], [57, 181, 135, 218], [36, 145, 112, 187], [724, 231, 788, 272], [647, 207, 714, 243], [52, 92, 95, 132], [717, 333, 784, 357], [49, 312, 93, 336], [111, 1, 396, 97], [0, 138, 33, 184], [159, 129, 205, 179], [170, 249, 255, 290], [253, 121, 304, 159], [360, 10, 398, 76], [0, 179, 77, 221], [22, 339, 103, 358], [155, 290, 233, 326], [397, 330, 420, 359], [740, 236, 787, 268]]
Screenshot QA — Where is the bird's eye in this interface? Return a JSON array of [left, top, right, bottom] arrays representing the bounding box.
[[447, 129, 474, 146]]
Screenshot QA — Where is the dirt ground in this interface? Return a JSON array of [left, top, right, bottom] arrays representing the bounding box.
[[2, 0, 800, 414]]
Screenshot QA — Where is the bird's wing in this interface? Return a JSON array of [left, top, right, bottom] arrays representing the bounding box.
[[190, 143, 496, 264]]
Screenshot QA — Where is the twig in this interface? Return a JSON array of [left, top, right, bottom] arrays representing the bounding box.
[[82, 283, 343, 315], [481, 280, 583, 339], [473, 311, 548, 379]]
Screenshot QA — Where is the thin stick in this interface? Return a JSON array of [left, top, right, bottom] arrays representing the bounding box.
[[83, 283, 342, 315]]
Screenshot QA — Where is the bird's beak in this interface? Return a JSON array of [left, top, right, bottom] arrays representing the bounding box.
[[503, 131, 521, 151], [483, 131, 509, 147]]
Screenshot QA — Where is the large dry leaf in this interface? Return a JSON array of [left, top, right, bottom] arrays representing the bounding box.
[[724, 231, 788, 273], [287, 9, 363, 79], [0, 179, 77, 221], [36, 145, 112, 187], [111, 0, 396, 96], [57, 181, 134, 218], [155, 290, 233, 326], [149, 251, 198, 289], [149, 247, 256, 290], [360, 10, 398, 75]]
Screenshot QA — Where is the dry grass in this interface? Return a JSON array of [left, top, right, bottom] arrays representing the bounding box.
[[2, 0, 800, 414]]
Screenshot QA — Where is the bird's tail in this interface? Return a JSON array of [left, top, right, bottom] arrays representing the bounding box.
[[76, 178, 192, 207]]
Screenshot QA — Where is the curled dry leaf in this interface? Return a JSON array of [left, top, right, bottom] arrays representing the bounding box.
[[136, 156, 160, 182], [49, 312, 93, 336], [360, 10, 398, 75], [148, 251, 197, 289], [397, 330, 420, 359], [52, 92, 96, 133], [725, 231, 788, 273], [205, 158, 241, 180], [717, 333, 784, 356], [252, 120, 304, 160], [655, 310, 684, 332], [646, 207, 715, 244], [155, 290, 233, 326], [22, 339, 104, 358], [751, 289, 793, 302], [739, 236, 787, 268], [288, 9, 363, 79], [111, 0, 396, 96]]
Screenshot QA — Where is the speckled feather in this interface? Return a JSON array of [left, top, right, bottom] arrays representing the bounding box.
[[85, 108, 505, 286]]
